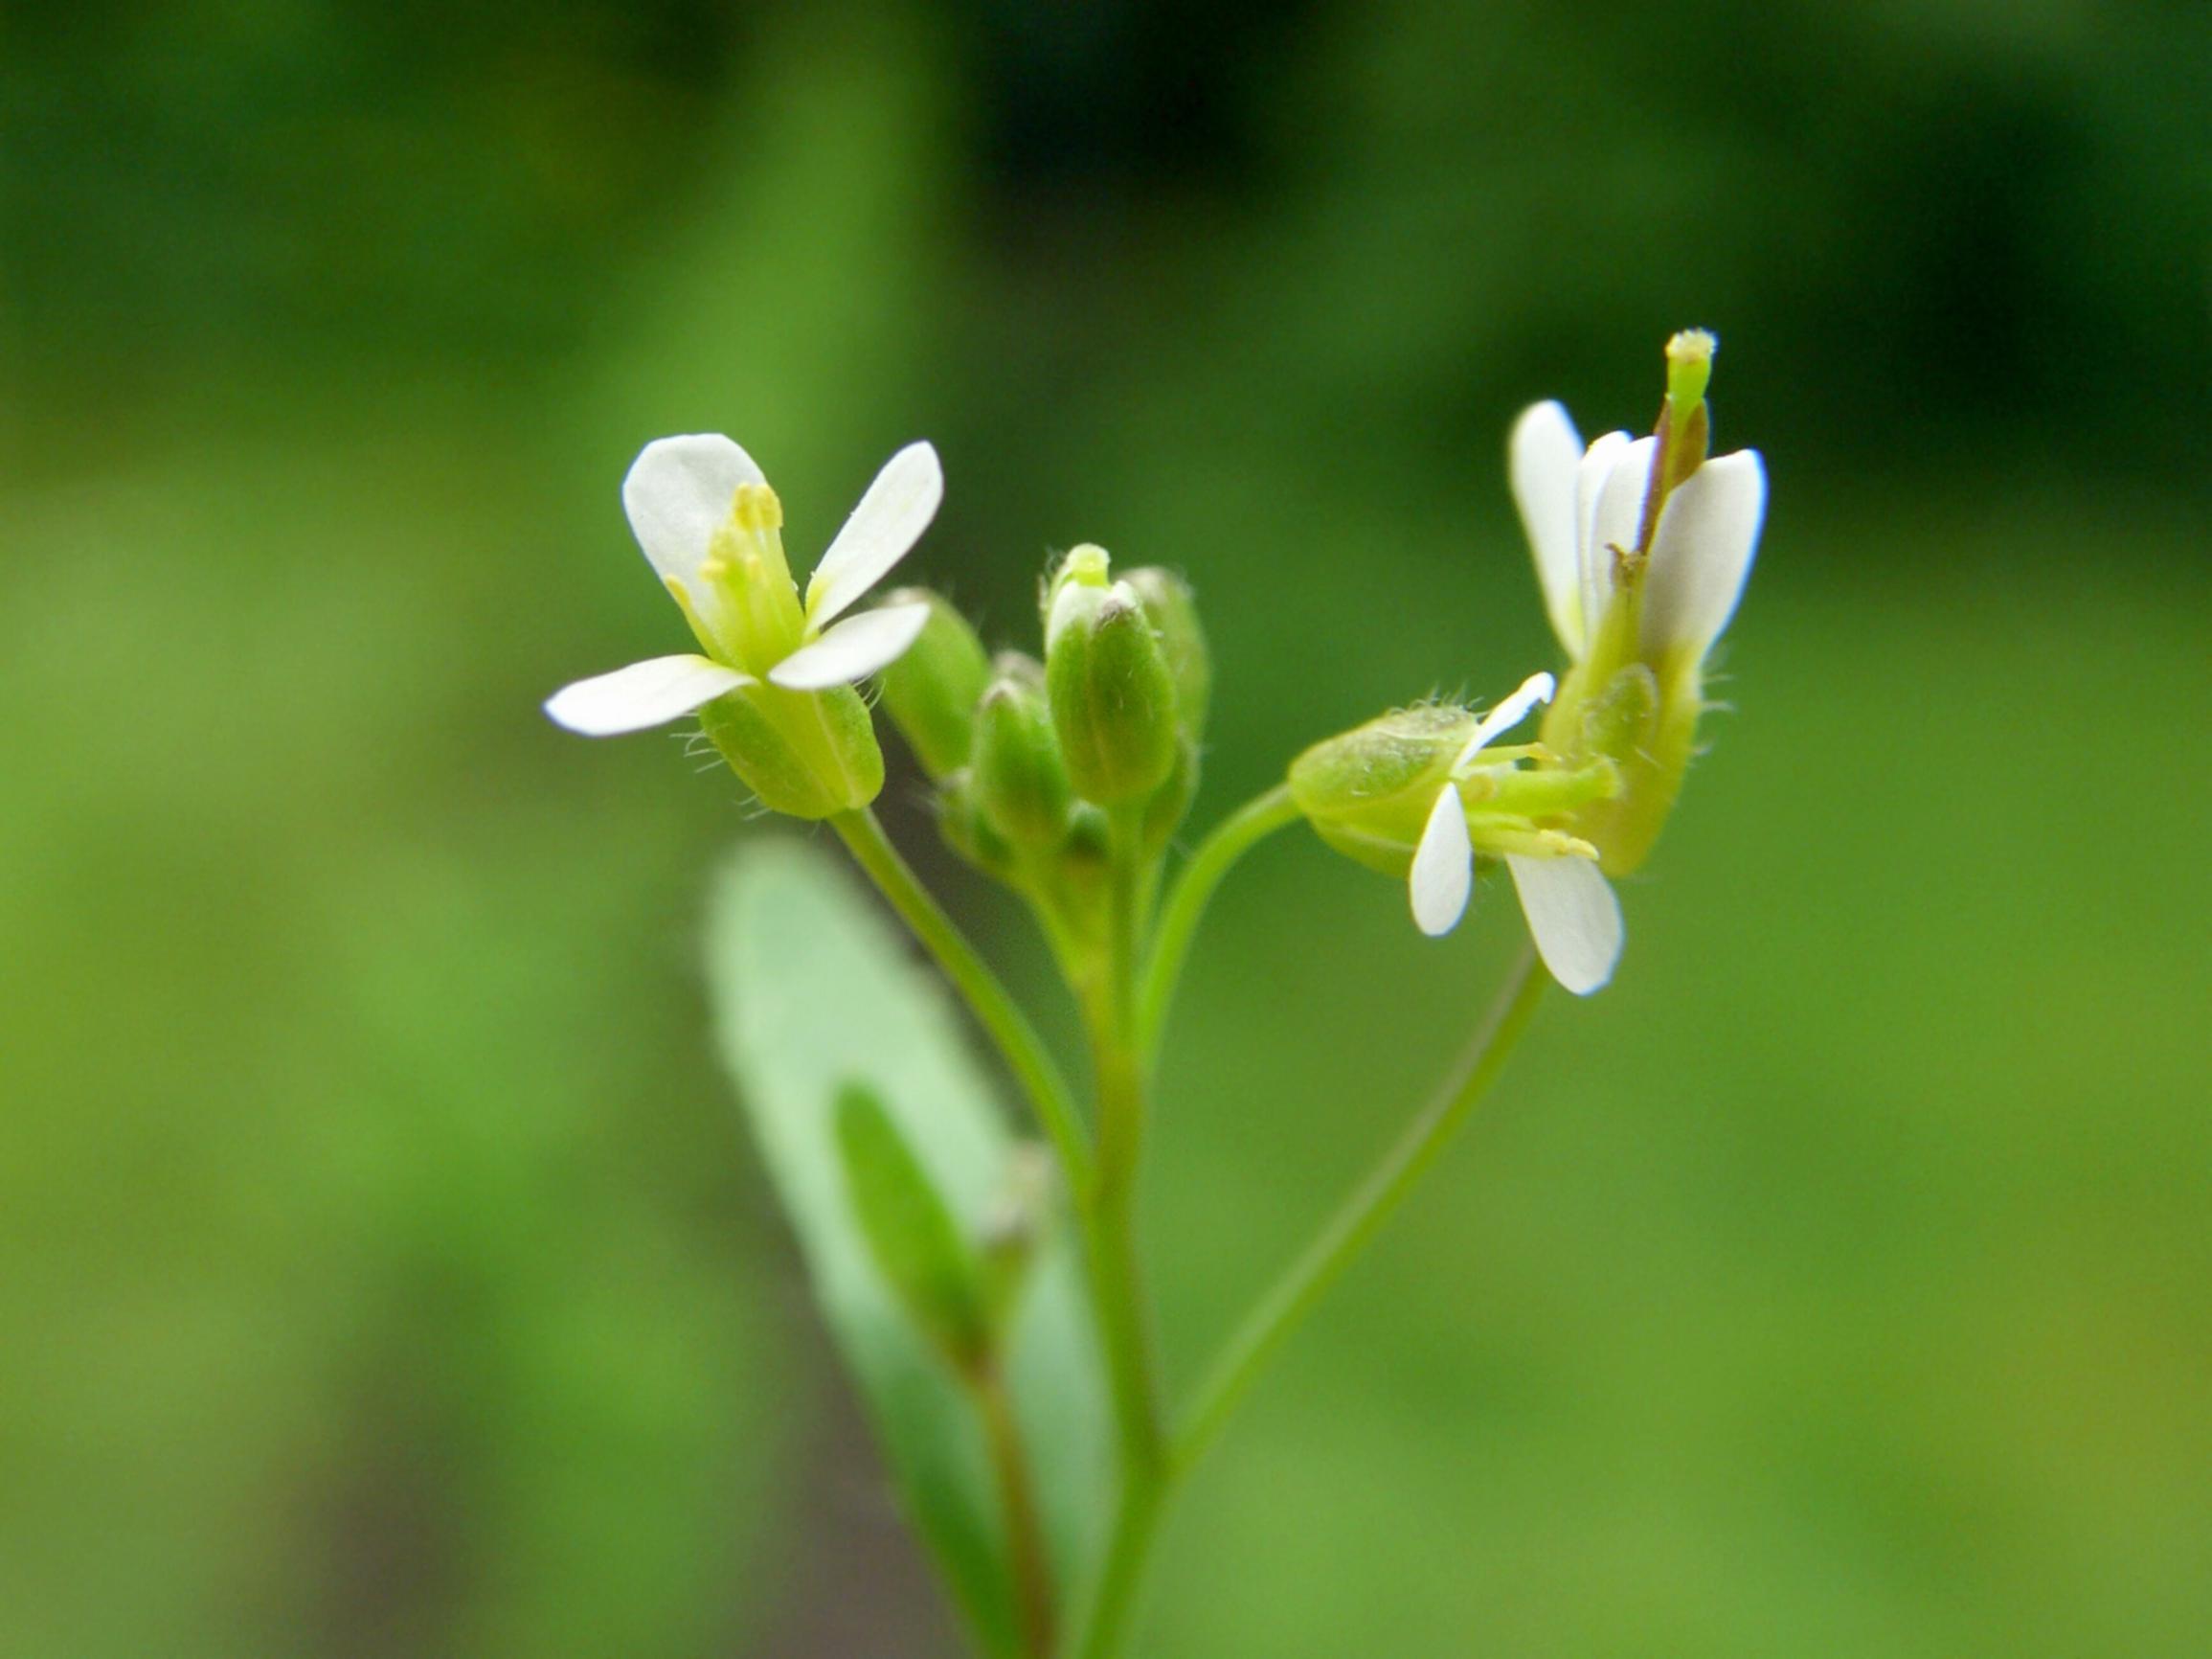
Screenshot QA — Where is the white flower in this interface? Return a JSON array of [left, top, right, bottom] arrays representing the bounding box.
[[1407, 670, 1624, 996], [1508, 400, 1765, 674], [544, 436, 942, 737]]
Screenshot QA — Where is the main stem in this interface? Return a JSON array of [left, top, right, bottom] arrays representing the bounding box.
[[1172, 944, 1548, 1478], [829, 808, 1094, 1193], [1067, 805, 1169, 1659]]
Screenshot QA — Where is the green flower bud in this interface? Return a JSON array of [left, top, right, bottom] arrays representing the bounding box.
[[972, 663, 1073, 851], [936, 767, 1021, 879], [1046, 578, 1180, 807], [1122, 566, 1210, 740], [874, 588, 990, 780], [696, 680, 884, 819], [1287, 704, 1473, 875]]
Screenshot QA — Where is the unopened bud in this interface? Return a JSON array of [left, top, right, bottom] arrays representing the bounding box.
[[971, 663, 1073, 850], [876, 588, 990, 779], [1046, 579, 1180, 807], [936, 767, 1020, 878], [1122, 567, 1210, 741]]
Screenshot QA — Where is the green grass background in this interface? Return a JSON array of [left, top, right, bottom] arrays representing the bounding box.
[[3, 2, 2206, 1653]]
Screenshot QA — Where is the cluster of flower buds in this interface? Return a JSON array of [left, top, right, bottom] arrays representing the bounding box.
[[1288, 330, 1765, 993], [879, 545, 1209, 971], [545, 330, 1759, 1003]]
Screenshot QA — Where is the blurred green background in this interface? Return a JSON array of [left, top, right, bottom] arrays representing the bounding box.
[[4, 1, 2208, 1654]]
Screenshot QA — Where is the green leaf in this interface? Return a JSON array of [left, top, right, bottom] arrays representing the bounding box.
[[834, 1080, 989, 1370], [706, 837, 1109, 1655]]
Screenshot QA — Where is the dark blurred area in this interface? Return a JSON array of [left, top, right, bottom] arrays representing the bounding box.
[[3, 3, 2206, 1656]]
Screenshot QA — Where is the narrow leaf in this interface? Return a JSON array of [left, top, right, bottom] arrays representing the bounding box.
[[706, 838, 1110, 1653]]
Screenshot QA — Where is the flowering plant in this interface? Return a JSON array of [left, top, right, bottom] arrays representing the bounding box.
[[549, 331, 1765, 1657]]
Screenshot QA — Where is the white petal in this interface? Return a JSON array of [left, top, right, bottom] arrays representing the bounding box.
[[1410, 785, 1474, 938], [621, 435, 768, 590], [1586, 434, 1658, 635], [1509, 401, 1586, 659], [804, 442, 943, 627], [544, 653, 751, 737], [768, 602, 933, 691], [1638, 450, 1767, 666], [1505, 853, 1623, 996], [1456, 670, 1556, 766], [1574, 431, 1633, 596]]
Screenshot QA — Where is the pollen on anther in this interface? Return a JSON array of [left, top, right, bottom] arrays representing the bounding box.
[[730, 482, 783, 532]]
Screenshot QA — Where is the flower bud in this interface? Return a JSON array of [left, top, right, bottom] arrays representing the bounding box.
[[1122, 566, 1209, 741], [1287, 704, 1473, 875], [1046, 578, 1180, 807], [971, 660, 1073, 851], [696, 680, 884, 819], [875, 587, 991, 780], [935, 767, 1021, 879]]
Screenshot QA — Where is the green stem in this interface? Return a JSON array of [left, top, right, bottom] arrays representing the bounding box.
[[1064, 806, 1170, 1659], [830, 807, 1093, 1192], [1137, 784, 1300, 1063], [974, 1359, 1056, 1657], [1171, 944, 1548, 1478]]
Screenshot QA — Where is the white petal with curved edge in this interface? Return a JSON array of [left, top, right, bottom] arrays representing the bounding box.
[[1456, 670, 1556, 766], [621, 435, 767, 589], [1410, 785, 1475, 938], [804, 442, 943, 627], [544, 653, 752, 737], [768, 602, 933, 691], [1505, 853, 1623, 996], [1586, 435, 1658, 636], [1639, 450, 1767, 665], [1510, 402, 1586, 657]]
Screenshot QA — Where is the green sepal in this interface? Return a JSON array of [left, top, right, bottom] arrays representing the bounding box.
[[1123, 566, 1210, 742], [696, 680, 883, 819], [1142, 735, 1200, 854]]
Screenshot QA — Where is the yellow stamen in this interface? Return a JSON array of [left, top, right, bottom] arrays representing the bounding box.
[[731, 482, 782, 532]]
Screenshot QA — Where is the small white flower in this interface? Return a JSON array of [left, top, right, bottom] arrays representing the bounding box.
[[545, 436, 942, 736], [1407, 670, 1624, 996], [1509, 400, 1766, 671]]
